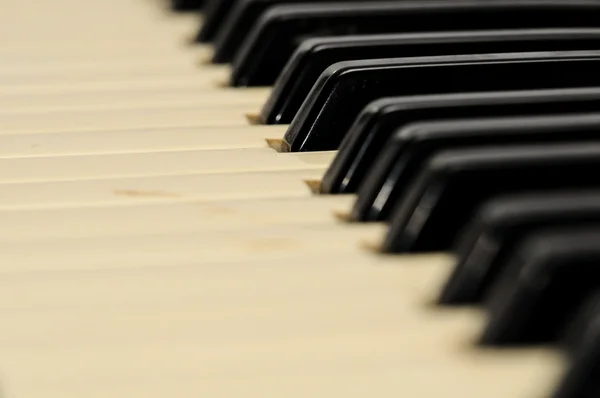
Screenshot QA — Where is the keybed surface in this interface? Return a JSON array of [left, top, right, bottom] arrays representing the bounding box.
[[0, 0, 568, 397]]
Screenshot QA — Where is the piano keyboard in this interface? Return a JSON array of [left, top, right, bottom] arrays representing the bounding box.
[[3, 0, 600, 396]]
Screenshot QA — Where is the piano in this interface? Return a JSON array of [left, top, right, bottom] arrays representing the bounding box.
[[2, 0, 600, 396]]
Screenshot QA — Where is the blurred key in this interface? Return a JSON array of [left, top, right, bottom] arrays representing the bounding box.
[[383, 143, 600, 253], [553, 290, 600, 398], [481, 226, 600, 345], [232, 0, 600, 86], [211, 0, 373, 64], [440, 190, 600, 305], [196, 0, 236, 42]]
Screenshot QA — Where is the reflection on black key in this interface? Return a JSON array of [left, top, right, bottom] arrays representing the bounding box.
[[440, 190, 600, 306], [261, 29, 600, 124], [383, 143, 600, 253], [353, 113, 600, 223], [481, 227, 600, 345], [322, 87, 600, 195], [232, 0, 600, 87], [283, 51, 600, 152]]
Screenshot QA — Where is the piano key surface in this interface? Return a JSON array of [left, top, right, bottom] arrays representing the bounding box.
[[0, 88, 269, 109], [0, 0, 569, 396], [0, 125, 288, 156]]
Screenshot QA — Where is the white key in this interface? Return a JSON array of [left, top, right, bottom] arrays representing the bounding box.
[[0, 168, 327, 207], [0, 125, 288, 156], [0, 105, 250, 133], [2, 195, 356, 240], [0, 149, 334, 182], [0, 87, 270, 109]]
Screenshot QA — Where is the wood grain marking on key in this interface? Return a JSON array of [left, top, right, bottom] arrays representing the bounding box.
[[113, 189, 181, 198]]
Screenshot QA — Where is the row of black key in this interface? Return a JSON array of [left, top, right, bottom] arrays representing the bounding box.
[[174, 0, 600, 396]]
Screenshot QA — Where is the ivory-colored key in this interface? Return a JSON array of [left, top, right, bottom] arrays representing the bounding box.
[[0, 169, 327, 208], [0, 223, 388, 272], [0, 42, 214, 68], [0, 5, 203, 59], [2, 195, 356, 240], [0, 125, 288, 156], [0, 105, 250, 134], [0, 87, 270, 111], [0, 69, 230, 94], [0, 257, 563, 398], [0, 63, 228, 88], [0, 149, 334, 182], [0, 252, 449, 309]]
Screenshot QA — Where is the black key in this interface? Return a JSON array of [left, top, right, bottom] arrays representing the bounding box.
[[261, 29, 600, 125], [231, 0, 600, 87], [322, 87, 600, 195], [382, 143, 600, 253], [212, 0, 371, 64], [196, 0, 236, 42], [439, 190, 600, 306], [283, 51, 600, 153], [553, 291, 600, 398], [172, 0, 203, 11], [353, 113, 600, 223], [480, 226, 600, 345]]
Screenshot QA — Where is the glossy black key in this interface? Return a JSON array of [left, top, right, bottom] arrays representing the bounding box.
[[283, 51, 600, 153], [322, 87, 600, 195], [261, 29, 600, 125], [382, 143, 600, 253], [553, 291, 600, 398], [172, 0, 203, 11], [196, 0, 236, 42], [480, 226, 600, 345], [231, 0, 600, 87], [439, 190, 600, 306], [353, 113, 600, 223], [212, 0, 371, 64]]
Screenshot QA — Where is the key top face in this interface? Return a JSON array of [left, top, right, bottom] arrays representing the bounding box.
[[232, 0, 600, 87], [352, 113, 600, 223], [322, 87, 600, 195], [196, 0, 237, 42], [383, 143, 600, 253], [284, 51, 600, 153], [261, 29, 600, 124], [212, 0, 370, 64], [481, 227, 600, 345], [439, 190, 600, 306]]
